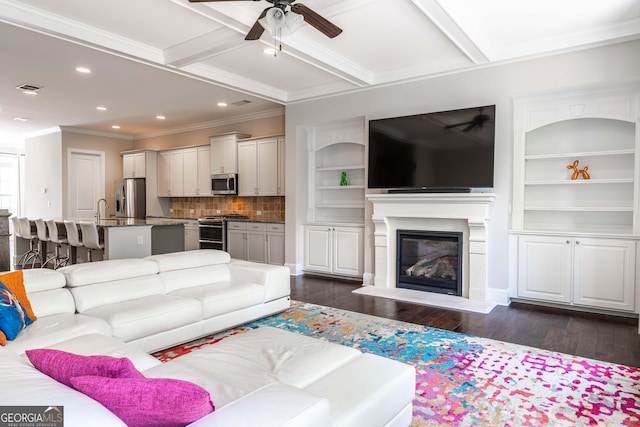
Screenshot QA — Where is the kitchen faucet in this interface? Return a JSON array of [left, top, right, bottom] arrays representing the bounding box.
[[96, 198, 109, 222]]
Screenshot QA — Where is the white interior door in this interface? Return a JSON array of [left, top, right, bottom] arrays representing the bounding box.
[[68, 149, 105, 219]]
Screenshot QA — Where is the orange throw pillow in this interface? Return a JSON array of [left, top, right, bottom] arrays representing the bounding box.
[[0, 271, 36, 346]]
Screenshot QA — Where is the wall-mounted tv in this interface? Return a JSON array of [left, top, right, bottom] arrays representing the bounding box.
[[368, 105, 496, 193]]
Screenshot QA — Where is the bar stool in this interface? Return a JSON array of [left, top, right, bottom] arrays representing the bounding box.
[[63, 220, 83, 264], [34, 218, 55, 268], [18, 217, 41, 268], [79, 221, 104, 262], [45, 219, 70, 269], [10, 216, 30, 269]]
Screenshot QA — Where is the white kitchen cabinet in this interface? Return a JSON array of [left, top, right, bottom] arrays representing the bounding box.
[[278, 137, 285, 195], [157, 150, 184, 197], [123, 152, 146, 178], [237, 136, 280, 196], [210, 133, 249, 175], [183, 146, 211, 197], [184, 219, 199, 251], [266, 223, 285, 265], [516, 234, 636, 312], [303, 224, 363, 278], [226, 221, 284, 265]]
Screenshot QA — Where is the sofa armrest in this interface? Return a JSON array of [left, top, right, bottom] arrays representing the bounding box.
[[186, 382, 330, 427], [228, 260, 290, 302]]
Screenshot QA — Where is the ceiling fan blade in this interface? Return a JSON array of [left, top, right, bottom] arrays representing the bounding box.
[[245, 7, 271, 40], [291, 3, 342, 38], [462, 122, 477, 132]]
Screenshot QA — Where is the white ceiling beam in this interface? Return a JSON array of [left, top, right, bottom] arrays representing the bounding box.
[[410, 0, 489, 64], [164, 27, 245, 68]]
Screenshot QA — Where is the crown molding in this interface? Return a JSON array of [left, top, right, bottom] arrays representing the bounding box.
[[59, 126, 134, 140]]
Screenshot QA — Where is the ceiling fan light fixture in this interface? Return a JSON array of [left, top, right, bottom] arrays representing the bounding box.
[[259, 7, 286, 36]]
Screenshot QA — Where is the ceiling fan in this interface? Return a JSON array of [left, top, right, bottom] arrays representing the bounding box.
[[188, 0, 343, 41], [444, 108, 491, 133]]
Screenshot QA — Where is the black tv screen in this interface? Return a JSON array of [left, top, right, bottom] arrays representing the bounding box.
[[368, 105, 495, 192]]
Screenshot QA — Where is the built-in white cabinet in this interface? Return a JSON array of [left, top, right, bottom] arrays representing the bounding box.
[[227, 221, 284, 265], [183, 146, 211, 196], [511, 84, 640, 314], [303, 224, 363, 278], [184, 219, 199, 251], [237, 136, 283, 196], [516, 234, 636, 312], [158, 145, 210, 197], [123, 152, 146, 178], [157, 150, 184, 197], [303, 118, 365, 279], [210, 133, 249, 175]]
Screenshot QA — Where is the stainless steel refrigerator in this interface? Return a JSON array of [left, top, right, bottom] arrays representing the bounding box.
[[115, 178, 146, 219]]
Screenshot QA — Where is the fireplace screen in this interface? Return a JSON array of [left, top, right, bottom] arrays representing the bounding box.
[[396, 230, 462, 296]]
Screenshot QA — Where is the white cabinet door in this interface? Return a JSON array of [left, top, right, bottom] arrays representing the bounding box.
[[184, 221, 199, 251], [123, 153, 146, 178], [257, 138, 278, 196], [157, 152, 171, 197], [197, 146, 211, 196], [227, 229, 246, 259], [333, 226, 363, 277], [237, 142, 258, 196], [573, 238, 636, 311], [304, 226, 332, 273], [211, 136, 238, 175], [517, 235, 573, 303], [277, 137, 285, 195], [182, 148, 198, 196], [247, 231, 266, 263], [266, 223, 285, 265]]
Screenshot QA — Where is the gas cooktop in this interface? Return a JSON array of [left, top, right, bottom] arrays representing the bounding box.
[[198, 213, 249, 222]]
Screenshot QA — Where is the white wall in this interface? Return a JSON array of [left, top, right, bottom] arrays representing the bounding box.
[[24, 130, 63, 219], [284, 39, 640, 300]]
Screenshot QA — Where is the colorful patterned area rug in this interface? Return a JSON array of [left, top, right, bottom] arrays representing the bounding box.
[[153, 301, 640, 427]]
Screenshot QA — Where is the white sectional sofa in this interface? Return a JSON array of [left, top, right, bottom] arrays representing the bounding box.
[[0, 250, 416, 427]]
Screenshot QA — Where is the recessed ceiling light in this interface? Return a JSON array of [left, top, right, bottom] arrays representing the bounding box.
[[76, 67, 91, 73], [263, 48, 277, 56], [156, 115, 166, 120], [96, 106, 107, 111], [22, 90, 38, 95], [14, 117, 29, 122], [112, 125, 120, 129], [217, 102, 227, 107]]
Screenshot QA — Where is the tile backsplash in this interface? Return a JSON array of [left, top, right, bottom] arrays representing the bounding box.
[[169, 196, 285, 221]]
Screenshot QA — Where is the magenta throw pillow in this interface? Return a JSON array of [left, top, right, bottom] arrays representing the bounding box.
[[25, 348, 144, 388], [70, 376, 215, 427]]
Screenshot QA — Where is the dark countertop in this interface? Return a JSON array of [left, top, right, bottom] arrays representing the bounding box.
[[96, 218, 180, 227], [146, 216, 284, 224]]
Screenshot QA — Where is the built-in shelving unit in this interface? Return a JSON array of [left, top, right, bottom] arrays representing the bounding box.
[[510, 84, 640, 315]]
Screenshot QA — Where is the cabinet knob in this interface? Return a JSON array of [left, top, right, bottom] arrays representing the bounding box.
[[566, 240, 570, 244], [576, 240, 580, 244]]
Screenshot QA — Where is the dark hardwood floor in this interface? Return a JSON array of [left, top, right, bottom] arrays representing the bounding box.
[[290, 275, 640, 368]]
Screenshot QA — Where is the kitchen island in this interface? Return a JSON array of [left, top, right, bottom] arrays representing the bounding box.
[[13, 218, 185, 267]]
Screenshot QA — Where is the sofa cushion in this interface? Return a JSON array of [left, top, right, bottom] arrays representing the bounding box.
[[26, 348, 144, 387], [146, 249, 230, 272], [0, 281, 33, 343], [1, 271, 36, 321], [28, 288, 76, 317], [69, 275, 166, 313], [43, 333, 161, 372], [22, 268, 66, 293], [159, 265, 231, 293], [170, 281, 264, 319], [59, 258, 159, 288], [81, 294, 202, 342], [0, 347, 127, 426], [70, 376, 214, 427], [4, 313, 111, 355]]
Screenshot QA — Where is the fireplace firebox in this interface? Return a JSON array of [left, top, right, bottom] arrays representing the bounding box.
[[396, 230, 462, 296]]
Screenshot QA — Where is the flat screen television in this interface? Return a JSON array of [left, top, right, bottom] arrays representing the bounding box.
[[368, 105, 495, 192]]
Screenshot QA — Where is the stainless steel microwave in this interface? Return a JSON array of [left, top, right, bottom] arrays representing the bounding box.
[[211, 173, 237, 195]]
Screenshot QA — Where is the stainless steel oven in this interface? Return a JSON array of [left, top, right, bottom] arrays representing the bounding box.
[[198, 214, 248, 251]]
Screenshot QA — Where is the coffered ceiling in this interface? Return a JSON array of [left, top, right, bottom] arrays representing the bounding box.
[[0, 0, 638, 141]]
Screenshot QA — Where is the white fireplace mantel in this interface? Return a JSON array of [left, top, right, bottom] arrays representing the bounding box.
[[366, 192, 496, 301]]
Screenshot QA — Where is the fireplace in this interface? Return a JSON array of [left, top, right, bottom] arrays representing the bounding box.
[[397, 230, 462, 296]]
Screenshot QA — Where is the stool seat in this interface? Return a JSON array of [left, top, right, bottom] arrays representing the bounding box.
[[63, 220, 83, 264], [44, 219, 70, 269], [79, 221, 104, 262]]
